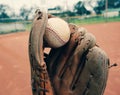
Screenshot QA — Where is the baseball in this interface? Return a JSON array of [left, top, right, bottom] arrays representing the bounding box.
[[44, 18, 70, 48]]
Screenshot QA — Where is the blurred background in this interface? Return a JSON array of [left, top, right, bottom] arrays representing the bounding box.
[[0, 0, 120, 34], [0, 1, 120, 95]]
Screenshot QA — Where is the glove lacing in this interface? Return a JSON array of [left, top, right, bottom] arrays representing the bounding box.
[[32, 63, 49, 94]]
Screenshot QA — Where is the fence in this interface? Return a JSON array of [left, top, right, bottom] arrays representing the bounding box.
[[0, 18, 32, 34], [63, 14, 120, 25], [0, 9, 120, 34]]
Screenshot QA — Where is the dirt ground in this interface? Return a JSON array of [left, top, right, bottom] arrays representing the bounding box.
[[0, 22, 120, 95]]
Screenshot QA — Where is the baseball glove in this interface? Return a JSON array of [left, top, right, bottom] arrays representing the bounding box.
[[29, 10, 109, 95]]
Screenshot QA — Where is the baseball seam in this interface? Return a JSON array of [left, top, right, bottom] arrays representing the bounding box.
[[46, 24, 66, 46]]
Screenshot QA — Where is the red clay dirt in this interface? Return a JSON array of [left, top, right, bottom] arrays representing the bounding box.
[[0, 22, 120, 95]]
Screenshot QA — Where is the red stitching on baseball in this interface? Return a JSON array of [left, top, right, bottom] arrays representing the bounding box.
[[46, 24, 66, 45]]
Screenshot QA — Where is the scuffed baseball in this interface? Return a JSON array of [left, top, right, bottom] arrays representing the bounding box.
[[44, 18, 70, 48]]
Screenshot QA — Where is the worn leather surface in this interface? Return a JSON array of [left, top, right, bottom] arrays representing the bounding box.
[[29, 11, 109, 95], [29, 10, 54, 95], [45, 24, 109, 95]]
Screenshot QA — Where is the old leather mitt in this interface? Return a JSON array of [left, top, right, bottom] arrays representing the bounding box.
[[29, 10, 109, 95]]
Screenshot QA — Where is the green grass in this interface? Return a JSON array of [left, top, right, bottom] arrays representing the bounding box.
[[67, 16, 120, 25], [24, 23, 32, 31], [0, 16, 120, 35], [24, 16, 120, 32], [0, 29, 25, 35]]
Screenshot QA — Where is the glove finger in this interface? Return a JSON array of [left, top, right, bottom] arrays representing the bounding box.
[[58, 32, 96, 87], [47, 25, 85, 76], [47, 24, 78, 74], [46, 28, 82, 94], [73, 46, 109, 95], [47, 30, 80, 76], [48, 31, 96, 95]]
